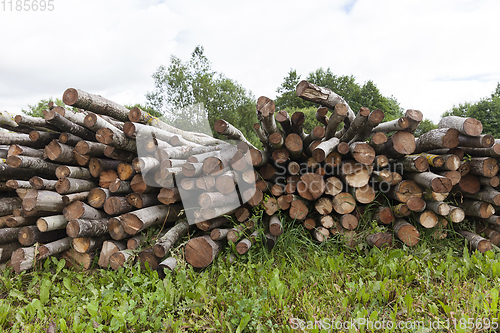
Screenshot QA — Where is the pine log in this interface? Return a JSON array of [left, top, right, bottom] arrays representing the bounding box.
[[63, 201, 108, 221], [459, 230, 492, 253], [185, 235, 221, 268], [153, 219, 189, 258], [121, 204, 182, 235], [393, 220, 419, 246], [438, 116, 482, 137], [366, 232, 393, 248]]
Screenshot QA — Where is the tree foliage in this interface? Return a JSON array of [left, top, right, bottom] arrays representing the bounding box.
[[413, 118, 438, 138], [275, 68, 404, 121], [146, 46, 259, 145], [22, 98, 65, 118], [442, 83, 500, 138]]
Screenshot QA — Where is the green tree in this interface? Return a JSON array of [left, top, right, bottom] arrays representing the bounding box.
[[442, 84, 500, 138], [275, 68, 403, 121], [22, 98, 65, 118], [146, 46, 259, 145], [124, 104, 163, 118]]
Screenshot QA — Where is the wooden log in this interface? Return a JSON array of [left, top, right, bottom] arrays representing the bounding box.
[[284, 133, 303, 159], [460, 186, 500, 206], [73, 151, 90, 167], [0, 227, 21, 244], [44, 110, 95, 141], [7, 144, 44, 158], [312, 227, 330, 243], [479, 176, 500, 188], [297, 173, 325, 200], [324, 177, 343, 197], [476, 223, 500, 246], [338, 107, 371, 142], [55, 166, 92, 180], [461, 200, 495, 219], [104, 197, 134, 215], [55, 178, 96, 195], [457, 161, 470, 176], [6, 155, 59, 175], [296, 80, 355, 127], [436, 170, 461, 186], [117, 162, 136, 181], [483, 215, 500, 227], [22, 190, 64, 213], [109, 249, 135, 270], [454, 174, 480, 194], [37, 237, 72, 260], [467, 157, 499, 178], [374, 131, 416, 156], [368, 132, 388, 151], [5, 216, 37, 228], [291, 111, 306, 139], [438, 116, 482, 137], [458, 134, 494, 148], [459, 230, 492, 253], [403, 109, 423, 134], [392, 203, 411, 218], [349, 142, 375, 165], [87, 187, 111, 208], [0, 132, 44, 148], [63, 201, 108, 221], [396, 155, 429, 173], [374, 206, 394, 225], [393, 220, 419, 246], [236, 230, 259, 255], [156, 187, 181, 206], [366, 232, 393, 248], [121, 204, 182, 235], [374, 155, 389, 169], [448, 205, 465, 223], [416, 210, 439, 228], [158, 257, 177, 272], [312, 137, 340, 162], [185, 235, 221, 268], [199, 191, 239, 209], [324, 103, 348, 140], [18, 226, 66, 246], [0, 241, 22, 262], [214, 119, 257, 149], [417, 153, 444, 168], [340, 213, 358, 230], [314, 197, 333, 215], [350, 109, 385, 143], [74, 140, 106, 156], [426, 201, 450, 216], [195, 216, 230, 232], [88, 157, 121, 178], [130, 174, 155, 194], [372, 117, 409, 133], [332, 192, 356, 214], [29, 177, 57, 190], [108, 217, 128, 241], [404, 172, 452, 193], [253, 123, 269, 145], [289, 198, 309, 220], [72, 234, 110, 254], [339, 161, 372, 188], [11, 247, 35, 273], [459, 142, 500, 157], [44, 140, 75, 164], [153, 219, 190, 258], [352, 184, 376, 204], [58, 132, 82, 146], [109, 179, 131, 194], [6, 179, 32, 190], [387, 180, 423, 204], [96, 127, 137, 152], [256, 96, 280, 136], [103, 146, 136, 163], [36, 215, 67, 232], [268, 215, 283, 236], [414, 128, 459, 153], [320, 215, 335, 228], [63, 88, 130, 122]]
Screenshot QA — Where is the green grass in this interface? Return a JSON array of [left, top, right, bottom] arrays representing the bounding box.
[[1, 216, 500, 332]]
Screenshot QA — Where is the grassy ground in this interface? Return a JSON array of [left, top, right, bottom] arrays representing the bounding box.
[[1, 215, 500, 332]]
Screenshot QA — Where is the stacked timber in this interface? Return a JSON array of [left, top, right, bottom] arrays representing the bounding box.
[[0, 81, 498, 273]]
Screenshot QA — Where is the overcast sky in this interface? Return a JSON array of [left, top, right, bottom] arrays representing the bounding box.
[[1, 0, 499, 123]]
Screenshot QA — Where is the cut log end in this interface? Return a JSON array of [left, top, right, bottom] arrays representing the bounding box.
[[62, 88, 79, 105]]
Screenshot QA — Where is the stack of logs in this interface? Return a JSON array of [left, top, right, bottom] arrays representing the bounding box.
[[1, 79, 499, 273]]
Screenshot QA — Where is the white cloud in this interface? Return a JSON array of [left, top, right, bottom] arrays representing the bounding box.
[[1, 0, 499, 123]]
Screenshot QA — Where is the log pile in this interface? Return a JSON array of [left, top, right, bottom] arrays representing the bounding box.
[[1, 81, 499, 273]]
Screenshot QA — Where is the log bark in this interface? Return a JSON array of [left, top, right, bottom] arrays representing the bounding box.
[[6, 155, 59, 175], [339, 161, 372, 188], [338, 107, 370, 142], [460, 186, 500, 206], [109, 249, 135, 270], [459, 230, 492, 253], [461, 200, 495, 219], [467, 157, 499, 178], [157, 187, 182, 205], [374, 131, 416, 156], [371, 117, 409, 133], [55, 178, 96, 195], [96, 127, 137, 152], [185, 235, 221, 268], [117, 162, 136, 181], [458, 134, 494, 148], [108, 216, 128, 240], [109, 179, 132, 194], [7, 144, 44, 158], [289, 198, 309, 220], [87, 187, 111, 208], [256, 95, 279, 136], [404, 172, 452, 193], [11, 246, 35, 273], [350, 109, 385, 143], [18, 226, 67, 246], [63, 200, 108, 221], [214, 119, 257, 149], [104, 197, 134, 215], [0, 227, 21, 244], [414, 128, 460, 153], [36, 215, 67, 232], [312, 227, 330, 242], [393, 220, 419, 246], [374, 206, 394, 225], [121, 204, 182, 235], [0, 241, 22, 262], [153, 219, 189, 258], [426, 201, 450, 216], [366, 232, 393, 248], [404, 109, 424, 134], [199, 191, 239, 209], [236, 230, 259, 255], [387, 180, 423, 203], [58, 132, 82, 146], [44, 110, 95, 141], [195, 216, 230, 232], [324, 103, 348, 140], [438, 116, 482, 137], [72, 234, 110, 254], [44, 140, 76, 164], [5, 216, 37, 228], [37, 237, 72, 260], [29, 177, 57, 191], [349, 142, 375, 165], [297, 173, 325, 200], [22, 190, 64, 213]]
